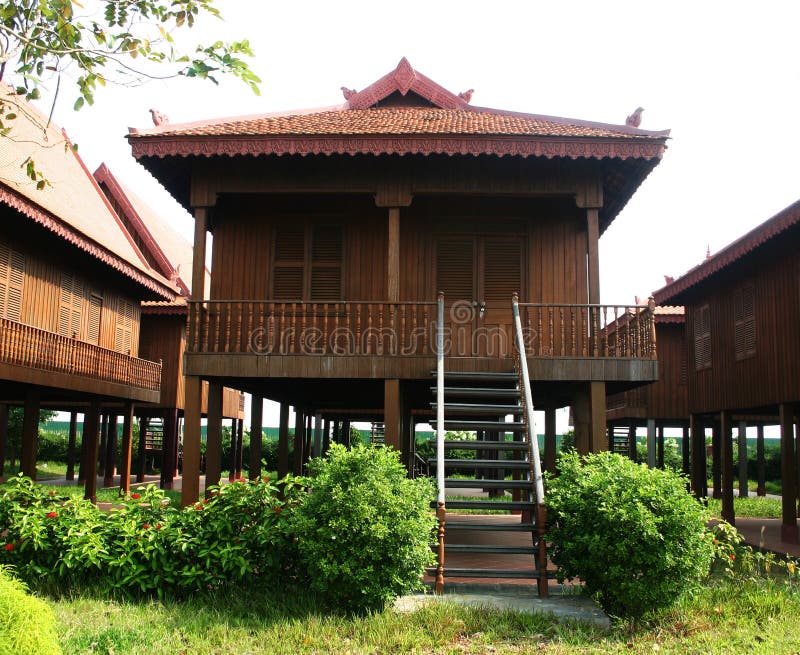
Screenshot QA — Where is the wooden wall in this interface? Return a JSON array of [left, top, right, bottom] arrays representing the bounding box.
[[685, 228, 800, 414], [139, 313, 185, 408], [0, 228, 142, 357]]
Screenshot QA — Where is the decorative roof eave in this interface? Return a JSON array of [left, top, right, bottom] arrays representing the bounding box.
[[0, 185, 177, 301], [142, 300, 188, 315], [654, 199, 800, 305], [130, 133, 667, 161]]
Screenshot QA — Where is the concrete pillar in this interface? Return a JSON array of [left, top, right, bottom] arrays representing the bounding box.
[[738, 420, 749, 498]]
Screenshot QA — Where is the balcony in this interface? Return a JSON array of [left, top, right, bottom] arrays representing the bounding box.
[[0, 318, 162, 401], [186, 300, 657, 384]]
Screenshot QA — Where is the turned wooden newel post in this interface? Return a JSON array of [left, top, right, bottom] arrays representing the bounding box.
[[537, 504, 549, 597], [647, 296, 658, 360], [435, 502, 446, 595]]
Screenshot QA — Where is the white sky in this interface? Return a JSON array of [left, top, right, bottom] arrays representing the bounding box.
[[21, 0, 800, 431]]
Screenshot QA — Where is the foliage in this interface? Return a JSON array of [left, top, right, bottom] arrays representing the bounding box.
[[546, 451, 715, 619], [0, 564, 61, 655], [2, 408, 57, 468], [289, 443, 436, 613], [0, 474, 303, 597], [559, 429, 575, 453]]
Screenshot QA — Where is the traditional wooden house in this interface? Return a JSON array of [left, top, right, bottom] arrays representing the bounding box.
[[128, 59, 668, 583], [0, 89, 177, 500], [655, 200, 800, 542], [93, 164, 245, 488], [606, 305, 689, 468]]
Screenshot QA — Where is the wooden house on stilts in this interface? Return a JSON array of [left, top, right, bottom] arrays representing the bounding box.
[[128, 59, 669, 588]]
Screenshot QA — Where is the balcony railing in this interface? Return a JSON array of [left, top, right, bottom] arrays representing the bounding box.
[[0, 318, 162, 391], [187, 300, 656, 360]]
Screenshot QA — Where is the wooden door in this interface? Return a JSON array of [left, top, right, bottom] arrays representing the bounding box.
[[436, 237, 522, 357]]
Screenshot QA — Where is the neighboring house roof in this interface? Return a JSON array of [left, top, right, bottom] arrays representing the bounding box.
[[0, 87, 177, 300], [142, 297, 189, 315], [654, 199, 800, 305], [128, 58, 670, 232], [653, 305, 685, 324], [94, 163, 196, 296]]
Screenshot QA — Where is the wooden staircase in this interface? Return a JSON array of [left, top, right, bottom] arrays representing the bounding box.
[[609, 423, 637, 459], [427, 370, 548, 589]]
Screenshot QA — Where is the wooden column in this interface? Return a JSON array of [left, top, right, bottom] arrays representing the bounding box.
[[97, 413, 108, 478], [293, 409, 304, 475], [137, 416, 148, 482], [738, 420, 749, 498], [65, 411, 78, 481], [20, 388, 40, 480], [78, 415, 89, 483], [204, 382, 223, 496], [119, 402, 134, 496], [690, 414, 707, 499], [103, 414, 118, 488], [277, 403, 290, 478], [228, 418, 238, 481], [572, 390, 590, 455], [322, 418, 331, 455], [387, 207, 400, 302], [249, 395, 263, 479], [628, 421, 637, 462], [720, 410, 734, 525], [312, 413, 323, 458], [544, 407, 557, 473], [342, 418, 351, 448], [161, 408, 178, 490], [779, 403, 798, 543], [586, 207, 600, 304], [181, 375, 203, 507], [235, 419, 244, 479], [0, 403, 8, 483], [656, 423, 665, 469], [711, 418, 721, 499], [681, 422, 690, 477], [384, 379, 402, 452], [589, 383, 606, 453], [82, 401, 101, 503], [646, 419, 656, 469], [756, 423, 766, 496]]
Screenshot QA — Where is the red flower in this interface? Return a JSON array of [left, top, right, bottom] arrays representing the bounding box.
[[155, 524, 162, 530], [46, 512, 57, 519], [48, 491, 55, 496], [142, 523, 150, 530], [195, 503, 203, 511], [272, 506, 282, 514], [3, 543, 13, 551], [729, 554, 735, 561], [203, 499, 209, 504], [130, 493, 141, 500]]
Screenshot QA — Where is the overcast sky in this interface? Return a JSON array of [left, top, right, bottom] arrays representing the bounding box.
[[22, 1, 800, 430]]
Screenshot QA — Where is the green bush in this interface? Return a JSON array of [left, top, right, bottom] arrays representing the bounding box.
[[289, 443, 436, 613], [546, 451, 714, 619], [0, 565, 62, 655]]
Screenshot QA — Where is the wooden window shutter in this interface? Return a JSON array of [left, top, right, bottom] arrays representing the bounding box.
[[87, 293, 103, 344], [483, 239, 521, 301], [0, 244, 24, 321], [693, 304, 711, 370], [734, 285, 756, 359], [310, 225, 342, 301], [436, 240, 475, 301], [273, 227, 305, 299], [58, 273, 84, 338], [115, 298, 134, 354]]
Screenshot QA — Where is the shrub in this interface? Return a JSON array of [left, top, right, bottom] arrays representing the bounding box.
[[546, 451, 714, 619], [0, 565, 62, 655], [289, 443, 436, 613]]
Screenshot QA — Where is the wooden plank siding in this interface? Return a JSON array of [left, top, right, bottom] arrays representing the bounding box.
[[685, 230, 800, 414]]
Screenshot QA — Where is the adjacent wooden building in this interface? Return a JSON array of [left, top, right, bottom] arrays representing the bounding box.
[[655, 200, 800, 542], [0, 88, 177, 499], [94, 164, 245, 488], [127, 59, 669, 505]]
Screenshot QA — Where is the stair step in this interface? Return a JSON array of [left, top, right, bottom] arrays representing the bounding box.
[[444, 478, 532, 489], [430, 459, 530, 469], [444, 544, 537, 555], [434, 403, 521, 415], [445, 522, 536, 532], [438, 440, 529, 451], [436, 500, 534, 511], [432, 387, 520, 399], [437, 371, 518, 382], [428, 567, 539, 579], [444, 421, 527, 432]]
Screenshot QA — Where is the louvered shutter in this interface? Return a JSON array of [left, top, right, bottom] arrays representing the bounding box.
[[310, 226, 342, 301], [734, 285, 755, 359], [483, 239, 521, 300], [436, 240, 475, 301], [273, 227, 304, 299], [0, 244, 24, 321], [59, 273, 84, 338], [87, 294, 103, 344], [693, 304, 711, 370], [115, 299, 134, 354]]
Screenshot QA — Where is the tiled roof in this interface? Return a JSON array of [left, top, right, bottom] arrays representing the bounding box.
[[654, 305, 685, 323], [654, 199, 800, 305], [0, 87, 177, 300]]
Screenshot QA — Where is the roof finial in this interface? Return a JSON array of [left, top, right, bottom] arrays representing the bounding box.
[[625, 107, 644, 128], [458, 89, 474, 103], [149, 108, 169, 127], [664, 275, 674, 285], [705, 245, 712, 260], [341, 87, 357, 100]]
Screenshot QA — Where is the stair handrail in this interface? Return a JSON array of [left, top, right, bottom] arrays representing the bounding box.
[[435, 291, 446, 594], [511, 293, 545, 504]]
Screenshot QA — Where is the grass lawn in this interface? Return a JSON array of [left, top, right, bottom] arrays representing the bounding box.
[[46, 577, 800, 655], [706, 496, 783, 519]]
